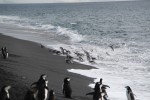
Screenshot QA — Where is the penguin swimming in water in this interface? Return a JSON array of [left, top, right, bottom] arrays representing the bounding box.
[[48, 89, 55, 100], [62, 77, 72, 98], [125, 86, 135, 100], [0, 85, 11, 100]]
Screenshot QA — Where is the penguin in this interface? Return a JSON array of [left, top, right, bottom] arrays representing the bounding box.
[[31, 74, 48, 100], [74, 52, 84, 62], [48, 89, 55, 100], [31, 74, 47, 88], [24, 85, 38, 100], [87, 78, 110, 100], [1, 47, 7, 59], [60, 47, 67, 55], [86, 82, 101, 100], [125, 86, 135, 100], [4, 47, 8, 59], [37, 79, 49, 100], [62, 77, 72, 98], [101, 86, 109, 100], [0, 85, 11, 100]]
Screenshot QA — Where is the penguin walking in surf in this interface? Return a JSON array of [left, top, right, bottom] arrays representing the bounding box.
[[87, 78, 110, 100], [48, 89, 55, 100], [125, 86, 135, 100], [65, 54, 73, 64], [98, 78, 110, 100], [62, 77, 72, 99], [86, 82, 102, 100], [0, 85, 11, 100]]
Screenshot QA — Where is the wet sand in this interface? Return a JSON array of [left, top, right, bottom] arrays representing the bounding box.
[[0, 33, 94, 100]]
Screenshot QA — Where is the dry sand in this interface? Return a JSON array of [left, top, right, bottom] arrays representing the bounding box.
[[0, 33, 95, 100]]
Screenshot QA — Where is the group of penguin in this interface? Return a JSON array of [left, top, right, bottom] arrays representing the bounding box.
[[0, 74, 72, 100], [48, 46, 96, 64], [1, 47, 9, 59], [0, 46, 135, 100], [0, 74, 136, 100]]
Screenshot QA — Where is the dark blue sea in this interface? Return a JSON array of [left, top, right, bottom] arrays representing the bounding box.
[[0, 1, 150, 100]]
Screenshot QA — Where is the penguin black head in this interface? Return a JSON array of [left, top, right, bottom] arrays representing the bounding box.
[[49, 89, 55, 95], [64, 77, 71, 83], [100, 78, 103, 84], [94, 82, 101, 91], [40, 74, 47, 80], [125, 86, 132, 91]]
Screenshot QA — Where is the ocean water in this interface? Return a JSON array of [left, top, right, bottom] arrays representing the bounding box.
[[0, 1, 150, 100]]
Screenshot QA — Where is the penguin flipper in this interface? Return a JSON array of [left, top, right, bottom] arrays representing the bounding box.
[[130, 93, 135, 100], [103, 85, 110, 88], [86, 92, 94, 95]]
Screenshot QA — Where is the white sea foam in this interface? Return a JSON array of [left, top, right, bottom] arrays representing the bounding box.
[[1, 4, 150, 100], [0, 15, 84, 43], [56, 26, 83, 42]]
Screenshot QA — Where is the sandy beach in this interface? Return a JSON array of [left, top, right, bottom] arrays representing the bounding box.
[[0, 33, 94, 100]]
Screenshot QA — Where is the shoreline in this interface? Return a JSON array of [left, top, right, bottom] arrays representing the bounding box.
[[0, 33, 95, 100]]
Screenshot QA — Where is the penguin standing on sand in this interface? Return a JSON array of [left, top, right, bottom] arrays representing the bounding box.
[[48, 89, 55, 100], [125, 86, 135, 100], [37, 79, 49, 100], [62, 77, 72, 98], [1, 47, 8, 59], [0, 85, 11, 100], [32, 74, 47, 88], [31, 74, 48, 100], [24, 85, 38, 100]]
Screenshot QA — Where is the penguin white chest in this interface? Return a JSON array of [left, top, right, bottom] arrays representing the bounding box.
[[44, 89, 48, 100], [126, 91, 131, 100]]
